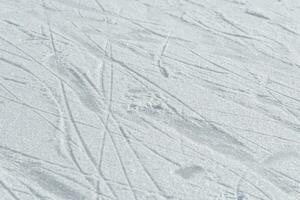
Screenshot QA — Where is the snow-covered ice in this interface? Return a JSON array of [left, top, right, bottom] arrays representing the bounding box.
[[0, 0, 300, 199]]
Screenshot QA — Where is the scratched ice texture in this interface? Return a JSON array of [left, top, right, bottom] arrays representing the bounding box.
[[0, 0, 300, 200]]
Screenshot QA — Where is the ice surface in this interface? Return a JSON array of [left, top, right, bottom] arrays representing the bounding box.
[[0, 0, 300, 199]]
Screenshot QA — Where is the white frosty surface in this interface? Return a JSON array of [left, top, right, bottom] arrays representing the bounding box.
[[0, 0, 300, 199]]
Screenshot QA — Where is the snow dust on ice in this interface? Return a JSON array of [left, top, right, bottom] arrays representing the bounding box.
[[0, 0, 300, 200]]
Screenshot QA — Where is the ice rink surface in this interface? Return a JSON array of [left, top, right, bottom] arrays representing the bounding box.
[[0, 0, 300, 199]]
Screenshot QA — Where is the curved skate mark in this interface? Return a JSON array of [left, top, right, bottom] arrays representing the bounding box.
[[0, 57, 67, 160], [157, 60, 169, 78], [154, 31, 172, 78]]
